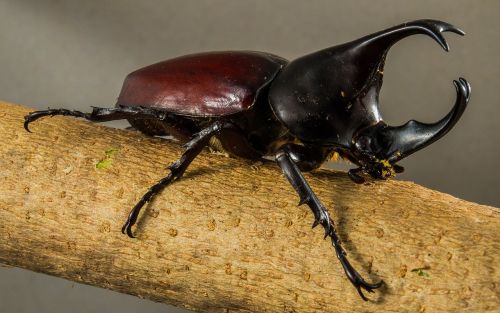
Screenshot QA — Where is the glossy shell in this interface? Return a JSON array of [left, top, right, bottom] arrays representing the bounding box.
[[117, 51, 287, 116]]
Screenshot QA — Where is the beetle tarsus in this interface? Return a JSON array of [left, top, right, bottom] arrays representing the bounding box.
[[335, 242, 383, 301], [24, 109, 89, 132], [348, 168, 365, 184], [276, 149, 382, 300], [120, 120, 235, 237]]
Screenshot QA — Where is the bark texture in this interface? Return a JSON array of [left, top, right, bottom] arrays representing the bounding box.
[[0, 101, 498, 312]]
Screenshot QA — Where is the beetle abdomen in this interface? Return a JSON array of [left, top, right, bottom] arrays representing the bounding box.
[[117, 51, 287, 117]]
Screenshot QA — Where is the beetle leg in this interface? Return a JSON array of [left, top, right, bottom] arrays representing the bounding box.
[[348, 167, 365, 184], [121, 120, 234, 238], [275, 149, 382, 301], [23, 106, 170, 132]]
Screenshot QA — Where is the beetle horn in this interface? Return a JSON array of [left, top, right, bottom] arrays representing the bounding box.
[[306, 20, 465, 100], [380, 78, 471, 162], [348, 19, 466, 69], [351, 19, 465, 53]]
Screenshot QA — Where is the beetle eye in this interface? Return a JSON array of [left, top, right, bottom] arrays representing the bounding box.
[[355, 136, 372, 152]]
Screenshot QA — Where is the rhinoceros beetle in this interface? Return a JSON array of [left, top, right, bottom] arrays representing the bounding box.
[[24, 19, 470, 300]]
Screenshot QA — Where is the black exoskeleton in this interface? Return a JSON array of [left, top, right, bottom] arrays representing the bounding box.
[[24, 20, 471, 300]]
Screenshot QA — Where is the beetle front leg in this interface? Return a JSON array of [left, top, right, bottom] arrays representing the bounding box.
[[121, 120, 234, 238], [348, 167, 365, 184], [275, 148, 382, 301]]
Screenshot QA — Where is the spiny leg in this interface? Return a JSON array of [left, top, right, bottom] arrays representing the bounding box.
[[24, 106, 171, 132], [121, 120, 234, 238], [275, 148, 382, 301]]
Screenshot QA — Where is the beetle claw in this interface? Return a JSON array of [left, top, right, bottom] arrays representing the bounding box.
[[23, 108, 89, 133], [335, 243, 383, 301], [354, 280, 384, 301], [121, 222, 136, 239], [23, 111, 49, 132], [23, 119, 32, 133]]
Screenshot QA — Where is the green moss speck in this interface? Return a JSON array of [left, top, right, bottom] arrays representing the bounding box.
[[105, 148, 119, 156], [95, 148, 119, 169], [411, 268, 430, 278], [96, 158, 112, 169]]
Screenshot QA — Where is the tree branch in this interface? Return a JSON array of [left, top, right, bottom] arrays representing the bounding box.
[[0, 101, 498, 312]]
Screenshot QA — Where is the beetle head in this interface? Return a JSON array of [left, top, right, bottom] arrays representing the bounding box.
[[350, 122, 398, 180], [269, 20, 470, 182]]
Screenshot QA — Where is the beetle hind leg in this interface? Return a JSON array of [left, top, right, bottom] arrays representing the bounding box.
[[23, 106, 170, 132], [275, 146, 382, 301]]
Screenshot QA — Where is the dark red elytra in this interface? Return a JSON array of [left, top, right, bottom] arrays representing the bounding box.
[[117, 51, 287, 116]]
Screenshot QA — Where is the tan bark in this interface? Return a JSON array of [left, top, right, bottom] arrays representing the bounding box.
[[0, 101, 498, 312]]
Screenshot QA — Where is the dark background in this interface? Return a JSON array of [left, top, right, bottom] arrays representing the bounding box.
[[1, 1, 498, 312]]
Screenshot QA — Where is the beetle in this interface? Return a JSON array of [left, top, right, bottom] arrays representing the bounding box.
[[24, 19, 470, 300]]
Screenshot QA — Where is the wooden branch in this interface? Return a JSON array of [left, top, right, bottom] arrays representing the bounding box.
[[0, 101, 498, 312]]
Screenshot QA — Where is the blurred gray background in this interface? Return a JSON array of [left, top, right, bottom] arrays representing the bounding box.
[[0, 1, 498, 312]]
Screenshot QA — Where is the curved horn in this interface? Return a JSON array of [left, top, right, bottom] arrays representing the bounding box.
[[355, 19, 465, 53], [383, 78, 471, 162]]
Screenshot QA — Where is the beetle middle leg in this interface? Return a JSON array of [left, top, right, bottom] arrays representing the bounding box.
[[275, 144, 382, 300], [121, 120, 237, 238]]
